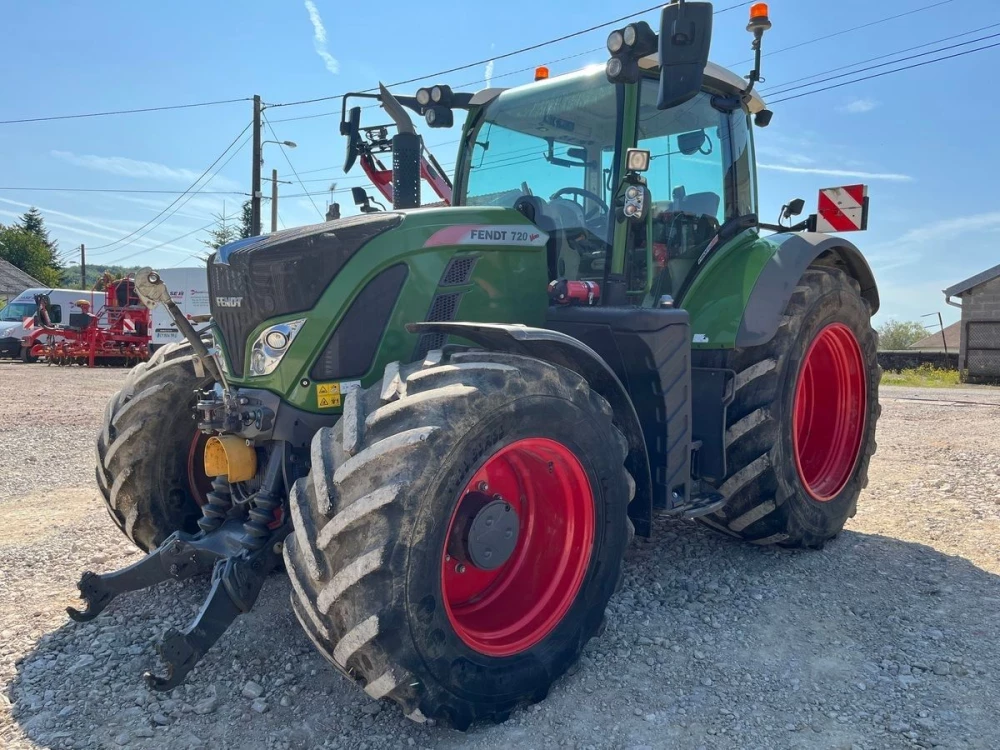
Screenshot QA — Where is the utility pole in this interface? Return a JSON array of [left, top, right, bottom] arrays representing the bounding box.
[[251, 94, 262, 236], [80, 244, 86, 289], [922, 311, 949, 355], [271, 169, 279, 233]]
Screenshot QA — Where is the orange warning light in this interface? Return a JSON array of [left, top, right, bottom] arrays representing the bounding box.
[[535, 66, 550, 81], [750, 3, 768, 19]]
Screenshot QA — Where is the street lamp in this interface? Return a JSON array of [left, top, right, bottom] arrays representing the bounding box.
[[262, 140, 297, 149]]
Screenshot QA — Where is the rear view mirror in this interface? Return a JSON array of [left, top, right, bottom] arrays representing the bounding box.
[[782, 198, 806, 219], [658, 1, 713, 110], [351, 186, 368, 206], [343, 106, 362, 173], [677, 130, 707, 155]]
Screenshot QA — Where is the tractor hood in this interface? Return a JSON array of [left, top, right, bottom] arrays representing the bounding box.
[[209, 213, 403, 376]]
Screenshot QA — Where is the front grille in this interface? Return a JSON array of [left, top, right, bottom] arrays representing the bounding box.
[[209, 213, 402, 375]]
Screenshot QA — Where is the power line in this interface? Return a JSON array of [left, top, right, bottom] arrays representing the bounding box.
[[768, 39, 1000, 105], [760, 19, 1000, 95], [0, 97, 251, 126], [106, 221, 217, 265], [87, 122, 251, 254], [263, 114, 325, 219], [728, 0, 958, 67], [0, 187, 246, 195], [761, 23, 1000, 96], [266, 2, 749, 111], [94, 134, 253, 262]]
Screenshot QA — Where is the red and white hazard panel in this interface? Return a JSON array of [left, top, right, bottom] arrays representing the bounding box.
[[816, 184, 868, 233]]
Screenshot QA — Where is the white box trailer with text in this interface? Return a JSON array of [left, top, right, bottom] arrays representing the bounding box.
[[149, 267, 210, 351]]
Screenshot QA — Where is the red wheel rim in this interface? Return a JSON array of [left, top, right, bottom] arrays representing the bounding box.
[[187, 432, 213, 507], [441, 438, 595, 657], [793, 323, 867, 502]]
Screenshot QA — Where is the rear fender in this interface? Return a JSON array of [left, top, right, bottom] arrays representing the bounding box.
[[408, 321, 654, 537], [737, 232, 879, 347]]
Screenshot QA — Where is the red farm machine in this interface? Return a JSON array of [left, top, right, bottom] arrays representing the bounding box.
[[24, 272, 151, 367]]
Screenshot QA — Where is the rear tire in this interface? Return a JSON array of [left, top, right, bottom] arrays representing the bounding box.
[[284, 351, 634, 729], [19, 346, 37, 364], [96, 341, 213, 551], [696, 266, 881, 548]]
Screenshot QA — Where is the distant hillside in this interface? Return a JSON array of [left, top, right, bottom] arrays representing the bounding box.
[[60, 265, 144, 289]]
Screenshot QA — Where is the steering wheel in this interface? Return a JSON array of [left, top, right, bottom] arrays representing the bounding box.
[[549, 187, 609, 221]]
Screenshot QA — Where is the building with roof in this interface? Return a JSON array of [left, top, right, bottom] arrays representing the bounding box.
[[908, 321, 961, 353], [944, 263, 1000, 382], [0, 258, 42, 305]]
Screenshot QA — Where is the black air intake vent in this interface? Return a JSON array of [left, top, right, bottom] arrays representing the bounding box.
[[414, 291, 463, 361], [440, 256, 478, 286]]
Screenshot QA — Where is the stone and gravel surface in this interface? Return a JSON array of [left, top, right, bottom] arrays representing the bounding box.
[[1, 360, 999, 749]]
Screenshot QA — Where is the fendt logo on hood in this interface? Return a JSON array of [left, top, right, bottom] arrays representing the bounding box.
[[215, 296, 244, 308]]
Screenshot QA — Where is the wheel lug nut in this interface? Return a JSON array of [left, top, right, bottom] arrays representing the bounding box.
[[456, 563, 466, 574], [477, 481, 489, 492]]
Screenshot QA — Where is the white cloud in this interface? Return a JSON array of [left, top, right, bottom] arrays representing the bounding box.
[[841, 97, 878, 114], [304, 1, 339, 75], [50, 150, 242, 191], [754, 144, 814, 166], [485, 59, 494, 88], [757, 163, 913, 182]]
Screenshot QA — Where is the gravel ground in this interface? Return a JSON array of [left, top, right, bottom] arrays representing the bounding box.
[[2, 360, 999, 750]]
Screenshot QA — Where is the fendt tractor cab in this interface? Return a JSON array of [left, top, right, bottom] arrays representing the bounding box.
[[73, 2, 880, 729]]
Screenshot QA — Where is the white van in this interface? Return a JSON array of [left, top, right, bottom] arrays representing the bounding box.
[[0, 287, 101, 359], [148, 267, 210, 351]]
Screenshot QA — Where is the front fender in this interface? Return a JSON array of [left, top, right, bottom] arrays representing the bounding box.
[[737, 232, 879, 347], [407, 321, 654, 537]]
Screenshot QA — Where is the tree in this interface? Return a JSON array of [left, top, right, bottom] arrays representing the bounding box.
[[201, 205, 240, 251], [16, 207, 62, 276], [877, 319, 929, 350], [0, 224, 63, 286], [239, 199, 254, 239]]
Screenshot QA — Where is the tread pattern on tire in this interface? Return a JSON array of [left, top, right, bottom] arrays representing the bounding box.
[[284, 350, 633, 728], [96, 341, 213, 551], [695, 266, 882, 548]]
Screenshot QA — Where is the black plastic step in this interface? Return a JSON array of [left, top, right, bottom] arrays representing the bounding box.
[[660, 492, 726, 520]]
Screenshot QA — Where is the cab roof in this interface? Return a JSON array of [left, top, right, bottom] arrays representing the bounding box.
[[469, 60, 767, 114]]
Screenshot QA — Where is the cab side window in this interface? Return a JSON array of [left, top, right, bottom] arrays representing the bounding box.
[[48, 304, 62, 324]]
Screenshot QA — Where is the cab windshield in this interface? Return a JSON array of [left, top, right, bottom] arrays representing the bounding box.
[[462, 66, 620, 280], [0, 302, 35, 322], [459, 67, 755, 295]]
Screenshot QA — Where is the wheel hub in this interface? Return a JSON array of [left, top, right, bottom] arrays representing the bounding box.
[[448, 492, 520, 571]]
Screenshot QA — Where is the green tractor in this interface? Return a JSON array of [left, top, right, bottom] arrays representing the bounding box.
[[72, 1, 880, 730]]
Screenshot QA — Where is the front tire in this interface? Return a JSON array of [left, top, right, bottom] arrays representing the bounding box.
[[284, 351, 634, 728], [696, 266, 881, 548], [96, 342, 214, 551]]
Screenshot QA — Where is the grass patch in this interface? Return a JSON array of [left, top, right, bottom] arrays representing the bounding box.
[[881, 364, 960, 388]]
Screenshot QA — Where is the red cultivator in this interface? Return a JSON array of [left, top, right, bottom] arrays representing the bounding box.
[[25, 275, 151, 367]]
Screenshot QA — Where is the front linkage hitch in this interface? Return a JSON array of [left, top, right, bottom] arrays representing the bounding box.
[[69, 451, 289, 691], [69, 267, 290, 691]]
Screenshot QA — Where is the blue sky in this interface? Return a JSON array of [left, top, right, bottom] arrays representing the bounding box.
[[2, 0, 997, 327]]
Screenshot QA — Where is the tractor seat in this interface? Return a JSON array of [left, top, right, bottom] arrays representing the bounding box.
[[68, 312, 96, 330]]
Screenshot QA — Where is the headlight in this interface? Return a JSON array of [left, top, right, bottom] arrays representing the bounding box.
[[623, 24, 637, 47], [416, 88, 431, 106], [249, 319, 304, 376], [430, 86, 443, 103], [607, 30, 624, 54]]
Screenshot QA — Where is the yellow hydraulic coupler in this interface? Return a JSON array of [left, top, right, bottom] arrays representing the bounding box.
[[203, 435, 258, 483]]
